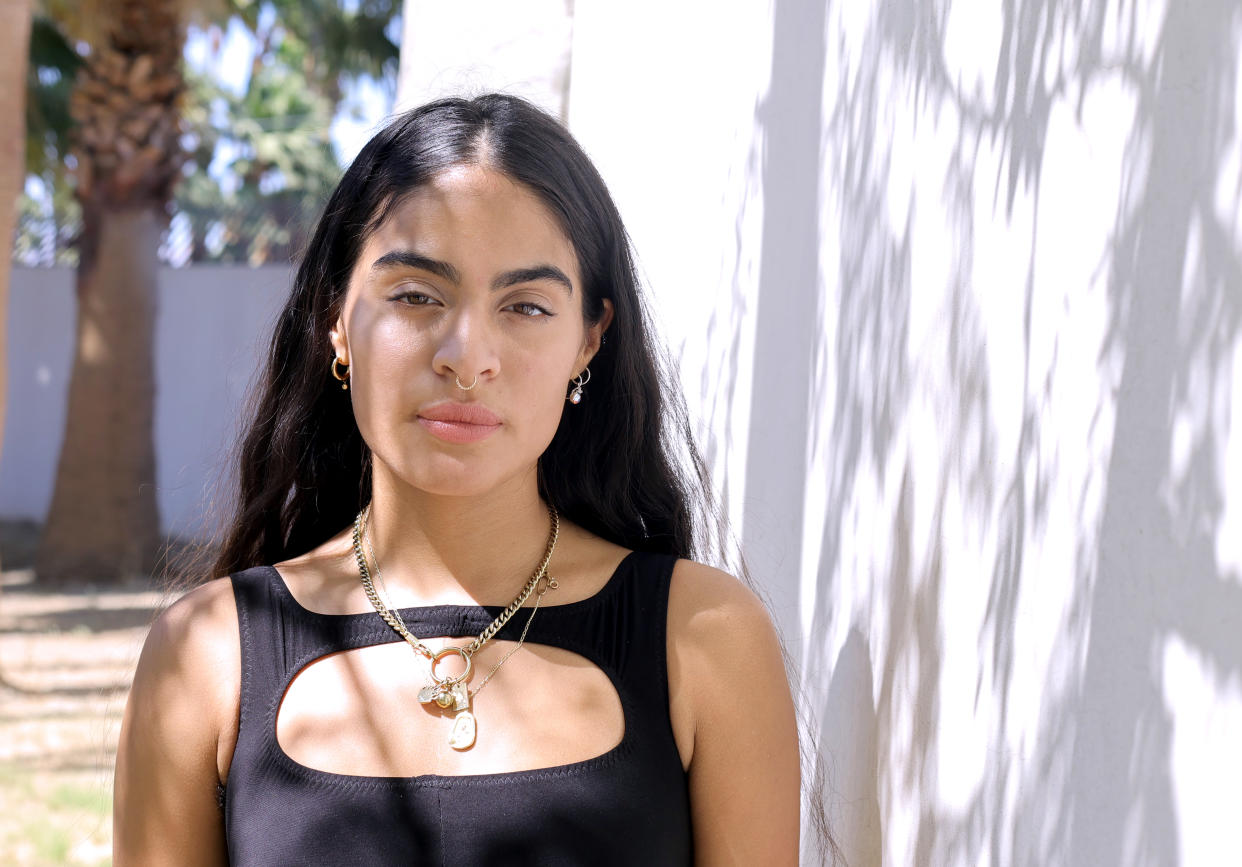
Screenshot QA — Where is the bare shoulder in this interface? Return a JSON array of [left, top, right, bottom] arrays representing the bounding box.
[[666, 559, 783, 656], [665, 560, 790, 760], [666, 560, 800, 864], [159, 575, 239, 624], [128, 576, 241, 776], [145, 577, 240, 672], [115, 577, 240, 863]]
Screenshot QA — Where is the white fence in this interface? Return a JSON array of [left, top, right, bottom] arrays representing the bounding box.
[[0, 265, 293, 539]]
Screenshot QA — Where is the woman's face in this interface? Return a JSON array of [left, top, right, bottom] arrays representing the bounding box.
[[329, 164, 611, 498]]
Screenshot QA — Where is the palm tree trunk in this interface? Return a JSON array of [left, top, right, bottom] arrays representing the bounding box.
[[35, 0, 184, 586], [36, 210, 162, 584]]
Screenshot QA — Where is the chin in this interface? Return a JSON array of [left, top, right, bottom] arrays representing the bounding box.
[[391, 455, 526, 500], [369, 430, 548, 500]]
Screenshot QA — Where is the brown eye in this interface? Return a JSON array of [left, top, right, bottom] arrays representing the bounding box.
[[395, 291, 437, 306], [507, 302, 553, 318]]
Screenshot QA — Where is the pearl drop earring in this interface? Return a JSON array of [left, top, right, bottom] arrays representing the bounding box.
[[568, 368, 591, 404]]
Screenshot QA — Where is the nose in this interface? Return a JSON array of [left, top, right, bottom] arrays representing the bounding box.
[[431, 305, 500, 387]]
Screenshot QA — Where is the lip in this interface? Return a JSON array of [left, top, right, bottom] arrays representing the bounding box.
[[417, 401, 502, 444]]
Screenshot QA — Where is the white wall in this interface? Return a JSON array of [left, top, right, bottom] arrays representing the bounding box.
[[0, 265, 292, 539], [397, 0, 1242, 864]]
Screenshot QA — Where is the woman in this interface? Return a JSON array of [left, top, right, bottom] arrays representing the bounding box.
[[114, 94, 800, 865]]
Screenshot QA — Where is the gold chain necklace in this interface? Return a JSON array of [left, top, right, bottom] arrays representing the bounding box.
[[362, 524, 557, 700], [350, 503, 559, 750]]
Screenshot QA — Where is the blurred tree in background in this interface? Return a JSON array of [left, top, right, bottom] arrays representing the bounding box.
[[30, 0, 191, 585], [22, 0, 397, 585], [176, 0, 398, 264], [19, 0, 399, 267]]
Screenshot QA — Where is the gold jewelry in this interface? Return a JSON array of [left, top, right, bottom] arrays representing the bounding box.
[[331, 357, 350, 390], [351, 503, 559, 750], [367, 527, 555, 699], [455, 373, 479, 391]]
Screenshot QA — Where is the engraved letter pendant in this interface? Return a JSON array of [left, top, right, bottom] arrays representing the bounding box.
[[418, 681, 476, 750], [449, 710, 477, 750]]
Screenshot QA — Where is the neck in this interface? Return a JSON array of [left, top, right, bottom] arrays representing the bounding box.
[[361, 465, 555, 605]]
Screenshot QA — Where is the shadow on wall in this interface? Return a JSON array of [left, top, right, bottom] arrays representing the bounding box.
[[796, 0, 1242, 865], [739, 0, 829, 661], [1067, 4, 1242, 866], [820, 624, 883, 863]]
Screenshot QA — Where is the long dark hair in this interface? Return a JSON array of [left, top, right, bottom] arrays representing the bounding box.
[[211, 94, 710, 576]]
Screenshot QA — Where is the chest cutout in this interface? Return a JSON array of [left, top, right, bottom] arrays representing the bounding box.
[[275, 636, 625, 777]]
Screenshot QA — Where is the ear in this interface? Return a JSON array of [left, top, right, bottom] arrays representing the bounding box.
[[329, 316, 348, 361], [576, 299, 614, 373]]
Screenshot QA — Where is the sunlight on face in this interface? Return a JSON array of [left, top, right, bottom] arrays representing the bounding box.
[[329, 164, 609, 498]]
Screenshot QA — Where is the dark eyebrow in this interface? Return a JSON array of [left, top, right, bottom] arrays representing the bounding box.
[[369, 250, 462, 284], [492, 265, 574, 295], [370, 250, 573, 295]]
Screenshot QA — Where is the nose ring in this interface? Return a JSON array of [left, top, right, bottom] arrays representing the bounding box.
[[455, 374, 479, 391]]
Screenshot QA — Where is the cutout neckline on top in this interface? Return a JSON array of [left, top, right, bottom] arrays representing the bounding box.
[[271, 638, 631, 785], [253, 552, 646, 786]]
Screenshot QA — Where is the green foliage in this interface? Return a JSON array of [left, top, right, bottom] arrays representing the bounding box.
[[13, 176, 80, 267], [17, 0, 398, 266], [171, 0, 398, 264], [23, 819, 72, 863], [0, 765, 113, 865], [18, 16, 85, 265], [47, 782, 110, 816], [25, 15, 83, 180], [234, 0, 399, 102], [175, 55, 342, 263]]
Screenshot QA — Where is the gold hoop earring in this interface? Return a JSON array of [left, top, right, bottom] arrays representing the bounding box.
[[331, 357, 350, 390]]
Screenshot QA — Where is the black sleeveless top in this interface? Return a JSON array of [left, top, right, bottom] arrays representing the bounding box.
[[221, 550, 694, 866]]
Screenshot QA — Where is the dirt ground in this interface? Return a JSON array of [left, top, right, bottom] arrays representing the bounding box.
[[0, 524, 167, 866]]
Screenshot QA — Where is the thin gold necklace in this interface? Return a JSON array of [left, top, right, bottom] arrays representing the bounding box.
[[350, 503, 559, 750]]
